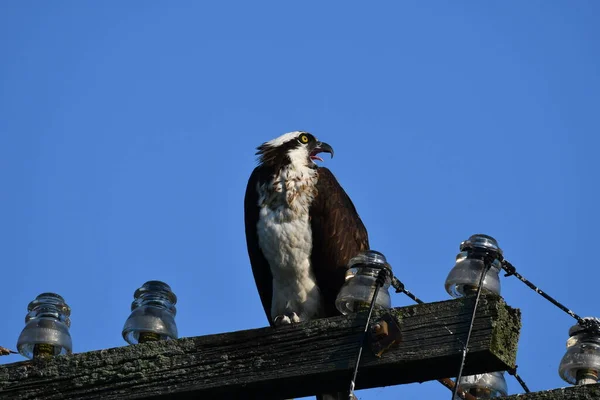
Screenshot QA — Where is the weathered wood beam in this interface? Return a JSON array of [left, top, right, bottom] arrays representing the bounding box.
[[0, 295, 520, 400], [504, 384, 600, 399]]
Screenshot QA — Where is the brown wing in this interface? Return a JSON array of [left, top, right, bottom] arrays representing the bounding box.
[[310, 167, 370, 318], [244, 166, 275, 326]]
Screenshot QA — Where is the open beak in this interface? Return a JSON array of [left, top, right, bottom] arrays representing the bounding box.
[[310, 141, 334, 162]]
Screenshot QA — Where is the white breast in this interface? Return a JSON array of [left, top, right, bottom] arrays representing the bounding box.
[[256, 164, 323, 322]]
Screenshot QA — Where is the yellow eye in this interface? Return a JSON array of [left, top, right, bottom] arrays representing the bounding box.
[[299, 134, 309, 144]]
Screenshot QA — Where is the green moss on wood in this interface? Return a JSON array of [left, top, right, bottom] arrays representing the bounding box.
[[0, 296, 520, 400], [504, 383, 600, 399], [489, 295, 522, 369]]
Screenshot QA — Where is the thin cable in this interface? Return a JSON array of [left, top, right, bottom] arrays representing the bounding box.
[[502, 260, 600, 333], [348, 268, 388, 398], [391, 277, 465, 346], [0, 346, 16, 356], [391, 276, 422, 303], [451, 261, 492, 400], [499, 260, 571, 394], [394, 266, 534, 397], [507, 366, 531, 393], [391, 276, 474, 400]]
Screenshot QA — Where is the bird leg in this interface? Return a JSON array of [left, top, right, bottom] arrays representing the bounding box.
[[273, 311, 300, 326]]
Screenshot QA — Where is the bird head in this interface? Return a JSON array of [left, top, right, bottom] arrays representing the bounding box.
[[256, 131, 334, 170]]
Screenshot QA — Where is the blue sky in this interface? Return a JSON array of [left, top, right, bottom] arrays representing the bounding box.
[[1, 2, 599, 398]]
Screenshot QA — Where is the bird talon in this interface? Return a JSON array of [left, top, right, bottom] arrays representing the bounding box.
[[273, 312, 300, 326], [273, 315, 291, 326], [289, 312, 300, 323]]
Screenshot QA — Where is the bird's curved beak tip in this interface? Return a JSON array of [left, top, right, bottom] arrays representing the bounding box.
[[310, 141, 334, 163]]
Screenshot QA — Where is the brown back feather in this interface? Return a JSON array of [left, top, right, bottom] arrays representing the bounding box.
[[309, 167, 370, 318]]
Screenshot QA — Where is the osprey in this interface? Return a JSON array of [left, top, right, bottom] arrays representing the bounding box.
[[244, 131, 369, 400]]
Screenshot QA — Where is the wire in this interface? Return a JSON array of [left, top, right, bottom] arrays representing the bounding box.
[[507, 366, 531, 393], [0, 346, 17, 356], [348, 267, 389, 399], [451, 261, 492, 400], [502, 260, 600, 333], [391, 277, 466, 347], [391, 277, 474, 400], [499, 258, 597, 394], [393, 267, 533, 397], [393, 264, 535, 396], [391, 276, 421, 304]]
